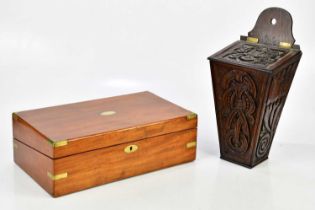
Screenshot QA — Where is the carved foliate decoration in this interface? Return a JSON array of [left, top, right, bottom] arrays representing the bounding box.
[[222, 70, 257, 153], [256, 96, 285, 158], [209, 7, 302, 168], [256, 63, 296, 159], [223, 44, 288, 66]]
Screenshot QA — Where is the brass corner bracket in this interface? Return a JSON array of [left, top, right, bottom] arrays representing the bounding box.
[[47, 172, 68, 181], [47, 139, 68, 148], [12, 112, 18, 120], [186, 113, 197, 120], [13, 142, 18, 149], [186, 141, 197, 149]]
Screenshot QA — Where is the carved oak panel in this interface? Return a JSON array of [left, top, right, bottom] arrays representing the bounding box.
[[222, 70, 257, 154], [209, 61, 270, 167], [209, 7, 302, 168], [222, 44, 288, 66], [255, 63, 298, 161]]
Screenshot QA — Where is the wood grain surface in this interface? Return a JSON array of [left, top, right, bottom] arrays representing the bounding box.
[[13, 91, 197, 158], [54, 128, 196, 197], [13, 139, 54, 195], [209, 45, 301, 168], [248, 7, 295, 46], [14, 128, 197, 197], [209, 7, 302, 167], [13, 91, 198, 196]]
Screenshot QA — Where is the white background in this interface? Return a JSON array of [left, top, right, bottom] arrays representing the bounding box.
[[0, 0, 314, 209]]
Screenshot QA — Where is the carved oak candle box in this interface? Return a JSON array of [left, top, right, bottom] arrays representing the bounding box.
[[208, 8, 302, 168], [13, 91, 197, 196]]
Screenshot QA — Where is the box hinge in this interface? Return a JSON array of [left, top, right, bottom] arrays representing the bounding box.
[[245, 36, 292, 49], [47, 172, 68, 181], [47, 139, 68, 148], [186, 113, 197, 120], [246, 36, 259, 43], [186, 141, 197, 149], [279, 42, 292, 49]]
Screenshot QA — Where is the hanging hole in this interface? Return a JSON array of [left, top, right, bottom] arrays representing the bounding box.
[[270, 18, 277, 25]]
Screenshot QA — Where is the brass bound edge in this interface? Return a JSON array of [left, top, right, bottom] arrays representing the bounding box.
[[47, 139, 68, 148], [186, 141, 197, 149], [186, 113, 197, 120], [47, 172, 68, 181]]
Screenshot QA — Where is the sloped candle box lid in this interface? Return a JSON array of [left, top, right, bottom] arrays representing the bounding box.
[[209, 7, 302, 74]]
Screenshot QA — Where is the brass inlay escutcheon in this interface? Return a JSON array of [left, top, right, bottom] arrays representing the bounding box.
[[47, 172, 68, 181], [124, 144, 138, 154], [100, 111, 116, 116], [186, 141, 197, 149]]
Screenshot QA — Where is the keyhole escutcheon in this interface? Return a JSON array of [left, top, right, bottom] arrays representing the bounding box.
[[124, 144, 138, 154]]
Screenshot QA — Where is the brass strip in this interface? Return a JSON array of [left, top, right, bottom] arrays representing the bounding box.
[[186, 141, 197, 149], [186, 113, 197, 120], [47, 172, 68, 181], [13, 142, 18, 149], [47, 139, 68, 148], [279, 42, 292, 49], [246, 37, 259, 43], [124, 144, 138, 154]]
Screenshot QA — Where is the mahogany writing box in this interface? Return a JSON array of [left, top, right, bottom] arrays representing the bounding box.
[[13, 91, 197, 197]]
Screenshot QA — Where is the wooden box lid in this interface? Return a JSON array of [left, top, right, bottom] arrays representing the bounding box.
[[208, 7, 302, 73], [13, 91, 197, 158]]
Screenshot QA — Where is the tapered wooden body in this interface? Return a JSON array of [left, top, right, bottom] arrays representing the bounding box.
[[13, 91, 197, 196], [208, 8, 302, 168]]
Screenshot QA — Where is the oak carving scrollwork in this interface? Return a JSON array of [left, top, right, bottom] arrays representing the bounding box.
[[223, 44, 288, 66], [256, 96, 285, 158], [256, 63, 296, 159], [222, 70, 257, 153]]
